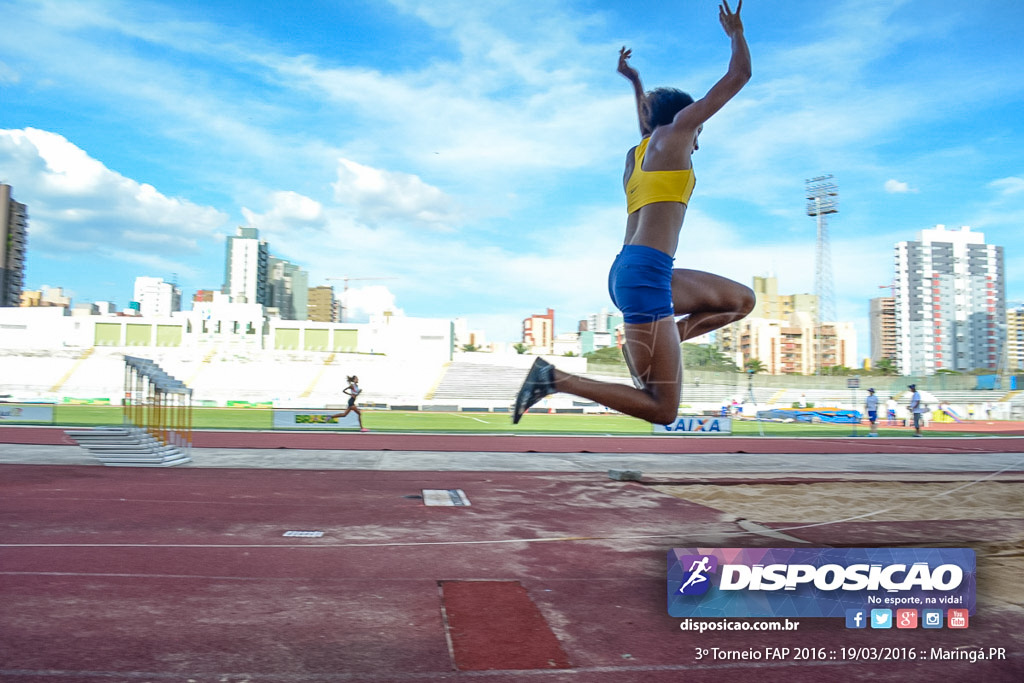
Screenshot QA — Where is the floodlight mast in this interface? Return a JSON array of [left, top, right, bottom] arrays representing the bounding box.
[[806, 175, 838, 375]]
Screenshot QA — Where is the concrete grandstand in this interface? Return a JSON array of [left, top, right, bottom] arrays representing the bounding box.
[[2, 347, 1021, 419]]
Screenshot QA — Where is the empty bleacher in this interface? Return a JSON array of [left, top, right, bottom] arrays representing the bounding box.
[[2, 347, 1019, 415]]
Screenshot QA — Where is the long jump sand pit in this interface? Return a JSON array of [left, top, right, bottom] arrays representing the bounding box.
[[652, 475, 1024, 611]]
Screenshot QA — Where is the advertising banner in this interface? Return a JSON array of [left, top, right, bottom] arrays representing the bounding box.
[[654, 417, 732, 434], [271, 410, 361, 430], [0, 404, 54, 424]]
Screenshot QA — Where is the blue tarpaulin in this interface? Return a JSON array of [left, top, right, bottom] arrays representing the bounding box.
[[756, 408, 862, 424]]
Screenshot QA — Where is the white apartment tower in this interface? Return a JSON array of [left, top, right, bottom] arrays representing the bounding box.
[[894, 225, 1004, 375], [133, 277, 182, 318], [223, 226, 269, 306]]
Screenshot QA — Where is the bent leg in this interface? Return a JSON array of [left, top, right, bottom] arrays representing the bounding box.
[[671, 269, 754, 341], [553, 316, 681, 425]]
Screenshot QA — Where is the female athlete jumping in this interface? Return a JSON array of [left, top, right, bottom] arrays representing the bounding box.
[[515, 1, 754, 425]]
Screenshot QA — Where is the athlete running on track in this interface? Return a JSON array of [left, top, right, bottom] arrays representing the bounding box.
[[331, 375, 367, 431]]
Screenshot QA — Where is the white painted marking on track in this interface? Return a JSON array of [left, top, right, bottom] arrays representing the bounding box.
[[3, 455, 1020, 552], [452, 413, 489, 423]]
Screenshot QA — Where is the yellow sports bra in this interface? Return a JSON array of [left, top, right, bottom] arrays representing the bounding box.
[[625, 137, 696, 214]]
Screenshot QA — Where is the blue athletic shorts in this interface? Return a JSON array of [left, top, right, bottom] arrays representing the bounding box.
[[608, 244, 674, 324]]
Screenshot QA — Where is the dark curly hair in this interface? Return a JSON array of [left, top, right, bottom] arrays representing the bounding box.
[[645, 87, 695, 130]]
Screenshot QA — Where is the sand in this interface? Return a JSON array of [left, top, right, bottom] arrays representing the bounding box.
[[653, 479, 1024, 609]]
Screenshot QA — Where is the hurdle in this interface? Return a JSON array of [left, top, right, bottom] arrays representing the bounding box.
[[66, 356, 193, 466]]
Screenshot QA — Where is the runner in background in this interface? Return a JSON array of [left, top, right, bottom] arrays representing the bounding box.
[[331, 375, 367, 432]]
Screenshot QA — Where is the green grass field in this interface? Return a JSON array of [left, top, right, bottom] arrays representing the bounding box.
[[26, 404, 1001, 438]]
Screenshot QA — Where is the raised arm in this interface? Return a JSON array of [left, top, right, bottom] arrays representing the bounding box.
[[618, 46, 652, 137], [674, 1, 751, 131]]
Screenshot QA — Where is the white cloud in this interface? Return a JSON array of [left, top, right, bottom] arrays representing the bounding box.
[[341, 285, 405, 322], [241, 191, 326, 239], [884, 179, 915, 193], [0, 128, 227, 256], [332, 158, 460, 230], [0, 60, 19, 85], [989, 177, 1024, 195]]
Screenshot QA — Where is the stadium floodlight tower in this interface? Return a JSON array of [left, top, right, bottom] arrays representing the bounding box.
[[806, 175, 838, 375]]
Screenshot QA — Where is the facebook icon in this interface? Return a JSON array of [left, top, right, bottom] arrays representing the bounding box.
[[845, 609, 867, 629]]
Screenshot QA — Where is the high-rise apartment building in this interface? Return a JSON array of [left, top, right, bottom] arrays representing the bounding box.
[[727, 312, 857, 375], [869, 296, 897, 364], [223, 227, 269, 306], [133, 276, 182, 318], [1007, 306, 1024, 372], [523, 308, 555, 354], [719, 276, 839, 373], [577, 307, 624, 355], [749, 276, 818, 320], [1, 184, 29, 308], [307, 286, 337, 322], [894, 225, 1004, 375], [267, 257, 309, 321]]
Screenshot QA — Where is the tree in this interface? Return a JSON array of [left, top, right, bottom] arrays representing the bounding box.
[[460, 343, 480, 353], [873, 358, 897, 376], [512, 343, 529, 355], [682, 343, 740, 372], [584, 346, 625, 364], [744, 358, 766, 374]]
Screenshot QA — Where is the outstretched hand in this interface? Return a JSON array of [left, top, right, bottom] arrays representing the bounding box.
[[617, 46, 640, 82], [719, 0, 744, 36]]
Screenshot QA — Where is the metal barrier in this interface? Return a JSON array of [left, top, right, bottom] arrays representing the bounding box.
[[65, 356, 192, 466]]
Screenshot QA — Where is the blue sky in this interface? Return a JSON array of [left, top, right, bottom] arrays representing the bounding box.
[[2, 0, 1023, 359]]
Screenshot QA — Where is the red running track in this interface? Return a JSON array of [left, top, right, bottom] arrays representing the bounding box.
[[1, 464, 1022, 682], [4, 424, 1024, 454]]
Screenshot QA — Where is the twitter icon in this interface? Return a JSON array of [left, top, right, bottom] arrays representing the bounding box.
[[870, 609, 893, 629]]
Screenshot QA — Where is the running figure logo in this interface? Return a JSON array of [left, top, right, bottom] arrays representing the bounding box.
[[677, 555, 718, 595]]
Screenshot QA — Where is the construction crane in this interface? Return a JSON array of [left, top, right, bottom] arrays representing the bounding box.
[[325, 276, 398, 323]]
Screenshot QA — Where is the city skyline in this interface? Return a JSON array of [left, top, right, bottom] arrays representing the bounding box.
[[2, 0, 1023, 354]]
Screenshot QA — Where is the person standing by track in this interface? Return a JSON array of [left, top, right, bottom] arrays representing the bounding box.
[[865, 387, 879, 436]]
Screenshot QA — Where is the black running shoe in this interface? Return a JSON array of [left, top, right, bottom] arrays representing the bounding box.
[[513, 357, 556, 424]]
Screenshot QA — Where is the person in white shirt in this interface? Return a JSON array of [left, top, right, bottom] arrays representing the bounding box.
[[908, 384, 925, 437], [886, 396, 899, 426], [865, 388, 879, 436]]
